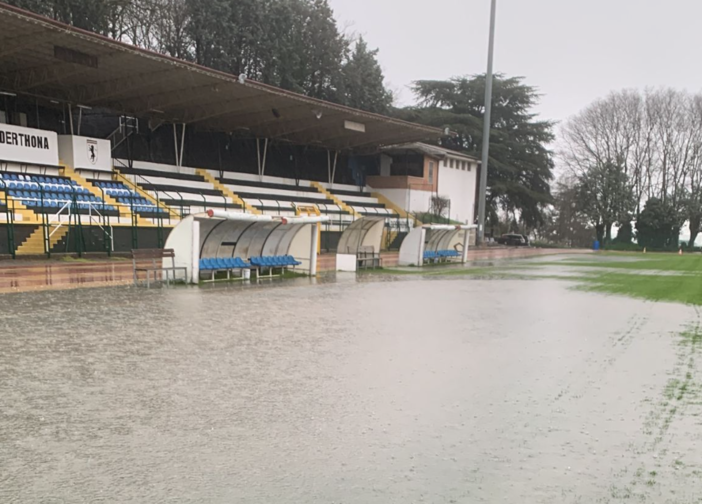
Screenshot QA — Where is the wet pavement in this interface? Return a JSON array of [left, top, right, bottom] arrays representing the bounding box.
[[1, 259, 699, 503], [0, 260, 134, 293], [0, 247, 586, 294]]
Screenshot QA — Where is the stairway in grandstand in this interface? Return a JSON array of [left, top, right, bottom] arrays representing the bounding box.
[[321, 182, 400, 218], [212, 171, 344, 216], [196, 170, 261, 214], [114, 160, 242, 217], [16, 225, 68, 255]]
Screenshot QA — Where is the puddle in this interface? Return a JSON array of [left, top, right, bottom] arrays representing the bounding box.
[[0, 269, 697, 502]]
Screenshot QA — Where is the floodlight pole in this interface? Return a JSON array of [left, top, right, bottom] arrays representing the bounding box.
[[477, 0, 497, 245]]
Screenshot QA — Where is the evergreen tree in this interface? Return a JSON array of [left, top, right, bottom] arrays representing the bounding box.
[[576, 162, 635, 244], [397, 74, 554, 228], [636, 198, 681, 250], [340, 37, 393, 113]]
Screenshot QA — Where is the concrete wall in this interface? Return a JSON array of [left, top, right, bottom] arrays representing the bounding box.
[[437, 158, 478, 224], [371, 187, 433, 216]]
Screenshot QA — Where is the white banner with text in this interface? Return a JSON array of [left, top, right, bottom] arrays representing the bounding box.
[[0, 124, 59, 166]]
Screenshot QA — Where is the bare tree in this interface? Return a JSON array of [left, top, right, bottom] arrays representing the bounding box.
[[560, 90, 640, 240], [430, 195, 450, 220], [682, 94, 702, 247], [561, 88, 702, 246]]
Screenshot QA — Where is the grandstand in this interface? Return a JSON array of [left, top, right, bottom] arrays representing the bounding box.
[[0, 2, 442, 259]]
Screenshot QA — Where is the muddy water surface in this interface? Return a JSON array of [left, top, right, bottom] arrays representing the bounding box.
[[1, 270, 700, 503]]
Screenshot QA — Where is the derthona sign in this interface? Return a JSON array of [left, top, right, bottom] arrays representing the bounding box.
[[0, 124, 59, 166]]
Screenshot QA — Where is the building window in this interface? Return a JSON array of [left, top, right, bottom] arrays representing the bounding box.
[[428, 161, 434, 184], [18, 112, 27, 127], [450, 159, 454, 168], [467, 162, 472, 171], [0, 110, 6, 124], [462, 161, 467, 171]]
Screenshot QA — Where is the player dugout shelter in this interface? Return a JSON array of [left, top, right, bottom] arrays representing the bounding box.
[[335, 217, 385, 271], [165, 210, 328, 283], [398, 224, 477, 267]]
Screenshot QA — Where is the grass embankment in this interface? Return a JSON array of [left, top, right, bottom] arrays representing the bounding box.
[[553, 253, 702, 305]]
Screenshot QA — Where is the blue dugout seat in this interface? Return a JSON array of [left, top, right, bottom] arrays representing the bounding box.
[[249, 255, 301, 268], [199, 257, 251, 271], [424, 249, 461, 261]]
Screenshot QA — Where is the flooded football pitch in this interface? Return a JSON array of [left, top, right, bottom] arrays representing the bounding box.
[[1, 255, 701, 503]]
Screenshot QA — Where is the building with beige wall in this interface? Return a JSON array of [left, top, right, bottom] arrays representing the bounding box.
[[366, 143, 479, 224]]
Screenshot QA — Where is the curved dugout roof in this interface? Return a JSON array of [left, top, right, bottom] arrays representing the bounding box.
[[0, 2, 442, 152], [337, 217, 385, 255], [165, 212, 326, 280], [398, 224, 476, 266]]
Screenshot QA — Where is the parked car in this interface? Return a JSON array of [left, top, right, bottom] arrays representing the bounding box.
[[496, 233, 528, 247]]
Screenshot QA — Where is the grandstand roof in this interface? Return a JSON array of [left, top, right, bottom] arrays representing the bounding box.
[[0, 2, 442, 152], [382, 142, 480, 161]]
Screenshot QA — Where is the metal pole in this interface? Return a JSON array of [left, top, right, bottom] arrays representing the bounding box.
[[173, 124, 179, 167], [179, 123, 186, 167], [477, 0, 497, 244], [68, 104, 74, 135]]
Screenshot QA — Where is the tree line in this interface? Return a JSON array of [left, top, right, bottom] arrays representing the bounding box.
[[557, 89, 702, 249], [6, 0, 393, 113]]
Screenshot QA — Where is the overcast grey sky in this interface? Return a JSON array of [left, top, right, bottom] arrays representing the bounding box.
[[329, 0, 702, 124]]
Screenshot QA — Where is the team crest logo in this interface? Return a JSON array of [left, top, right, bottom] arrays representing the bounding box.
[[87, 139, 98, 165]]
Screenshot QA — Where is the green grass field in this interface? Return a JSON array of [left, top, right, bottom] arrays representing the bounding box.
[[541, 253, 702, 273], [371, 252, 702, 305], [539, 253, 702, 305]]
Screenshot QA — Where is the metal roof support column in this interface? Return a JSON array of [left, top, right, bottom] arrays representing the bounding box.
[[179, 122, 186, 168], [257, 138, 269, 181], [68, 103, 74, 135], [172, 123, 186, 170], [327, 150, 338, 188], [173, 123, 179, 168]]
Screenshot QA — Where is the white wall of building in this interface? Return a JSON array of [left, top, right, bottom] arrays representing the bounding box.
[[437, 157, 478, 224], [372, 187, 433, 216]]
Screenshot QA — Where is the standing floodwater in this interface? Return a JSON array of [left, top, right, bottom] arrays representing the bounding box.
[[1, 270, 700, 503]]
